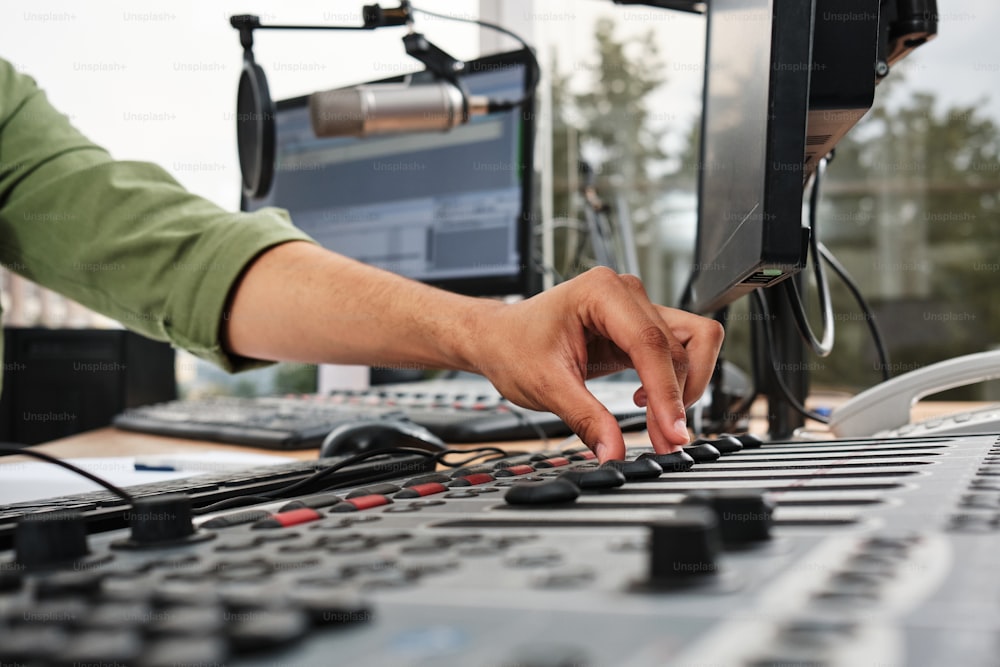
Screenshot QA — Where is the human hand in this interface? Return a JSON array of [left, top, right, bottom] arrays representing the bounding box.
[[468, 268, 725, 462]]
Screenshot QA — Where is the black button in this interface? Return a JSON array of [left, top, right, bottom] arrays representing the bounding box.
[[147, 604, 226, 637], [226, 606, 311, 652], [34, 570, 106, 600], [54, 629, 144, 665], [706, 435, 743, 454], [287, 588, 373, 626], [559, 468, 626, 490], [637, 450, 695, 472], [681, 443, 721, 463], [600, 458, 663, 480], [505, 549, 563, 568], [279, 493, 345, 511], [79, 601, 153, 630], [346, 483, 401, 499], [504, 479, 580, 506], [139, 637, 230, 667], [0, 626, 68, 662]]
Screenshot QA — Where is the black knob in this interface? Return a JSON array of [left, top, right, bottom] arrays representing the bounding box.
[[725, 432, 764, 449], [703, 435, 743, 454], [682, 489, 774, 546], [113, 494, 212, 549], [14, 510, 89, 568], [647, 508, 721, 587]]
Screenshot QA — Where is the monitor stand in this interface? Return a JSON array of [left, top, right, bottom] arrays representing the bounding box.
[[754, 277, 809, 439]]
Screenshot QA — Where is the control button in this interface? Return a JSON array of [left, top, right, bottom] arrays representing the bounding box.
[[402, 473, 452, 487], [681, 489, 774, 546], [494, 464, 536, 477], [504, 479, 581, 506], [346, 483, 401, 499], [533, 456, 572, 469], [637, 450, 695, 472], [529, 450, 565, 461], [11, 599, 89, 627], [559, 468, 626, 490], [567, 450, 598, 461], [534, 566, 595, 589], [287, 588, 373, 626], [278, 493, 344, 512], [226, 606, 311, 652], [733, 433, 763, 448], [444, 491, 480, 499], [779, 619, 857, 647], [34, 570, 106, 600], [201, 510, 271, 530], [139, 637, 230, 667], [705, 435, 743, 454], [79, 601, 153, 630], [54, 629, 144, 665], [448, 464, 495, 478], [0, 626, 68, 663], [394, 482, 448, 498], [330, 495, 393, 512], [601, 457, 663, 480], [116, 494, 212, 549], [643, 508, 721, 588], [147, 604, 226, 637], [14, 510, 90, 568], [505, 549, 563, 568], [0, 567, 24, 593], [682, 442, 721, 463], [448, 473, 495, 487], [251, 508, 324, 529]]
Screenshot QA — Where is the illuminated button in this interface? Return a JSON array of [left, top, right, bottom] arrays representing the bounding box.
[[448, 473, 495, 487], [251, 509, 323, 530], [533, 457, 571, 468], [394, 483, 448, 498]]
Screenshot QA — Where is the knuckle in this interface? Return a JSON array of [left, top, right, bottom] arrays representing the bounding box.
[[706, 318, 726, 346], [619, 273, 645, 293], [637, 324, 670, 351], [584, 266, 618, 285]]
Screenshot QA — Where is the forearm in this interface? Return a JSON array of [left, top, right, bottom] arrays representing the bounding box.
[[223, 241, 497, 371]]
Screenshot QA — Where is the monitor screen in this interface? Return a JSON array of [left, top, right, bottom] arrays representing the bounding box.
[[244, 49, 537, 298]]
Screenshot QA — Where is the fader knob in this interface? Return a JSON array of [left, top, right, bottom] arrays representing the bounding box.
[[14, 510, 89, 568], [647, 508, 721, 587], [682, 489, 774, 546], [114, 494, 213, 548]]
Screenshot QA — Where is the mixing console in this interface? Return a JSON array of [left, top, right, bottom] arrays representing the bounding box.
[[1, 433, 999, 666]]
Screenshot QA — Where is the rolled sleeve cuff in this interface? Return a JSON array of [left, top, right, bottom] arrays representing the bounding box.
[[162, 207, 316, 373]]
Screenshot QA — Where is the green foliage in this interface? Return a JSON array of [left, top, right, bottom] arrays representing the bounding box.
[[550, 17, 670, 280]]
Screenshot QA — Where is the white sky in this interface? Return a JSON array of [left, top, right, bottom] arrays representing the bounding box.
[[0, 0, 996, 212]]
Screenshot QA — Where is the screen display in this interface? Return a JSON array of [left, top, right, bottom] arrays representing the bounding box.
[[245, 52, 534, 297]]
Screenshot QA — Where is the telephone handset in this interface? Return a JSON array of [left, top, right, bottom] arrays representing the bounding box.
[[828, 350, 1000, 438]]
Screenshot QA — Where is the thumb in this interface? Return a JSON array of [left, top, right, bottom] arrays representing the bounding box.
[[550, 383, 627, 462]]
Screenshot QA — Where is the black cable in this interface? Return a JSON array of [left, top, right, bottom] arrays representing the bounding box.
[[751, 290, 831, 424], [818, 242, 893, 382], [0, 446, 134, 504], [435, 447, 511, 468], [193, 447, 437, 514], [783, 156, 835, 357], [410, 5, 541, 111]]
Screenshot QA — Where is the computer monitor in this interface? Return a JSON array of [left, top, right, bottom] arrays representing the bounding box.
[[688, 0, 880, 315], [243, 49, 538, 298], [686, 0, 881, 436]]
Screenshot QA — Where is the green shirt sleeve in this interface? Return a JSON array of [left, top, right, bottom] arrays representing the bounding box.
[[0, 58, 316, 372]]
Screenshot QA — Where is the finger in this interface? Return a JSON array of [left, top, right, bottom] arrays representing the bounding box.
[[546, 379, 627, 462], [576, 271, 689, 451], [618, 275, 691, 396], [654, 306, 726, 406]]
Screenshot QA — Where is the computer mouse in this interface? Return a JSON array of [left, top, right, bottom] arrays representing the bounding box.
[[318, 418, 447, 458]]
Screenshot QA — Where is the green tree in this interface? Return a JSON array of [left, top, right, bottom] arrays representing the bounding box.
[[549, 17, 670, 282]]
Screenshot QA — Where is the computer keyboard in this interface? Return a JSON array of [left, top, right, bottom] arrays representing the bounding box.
[[112, 379, 646, 448], [3, 433, 999, 666]]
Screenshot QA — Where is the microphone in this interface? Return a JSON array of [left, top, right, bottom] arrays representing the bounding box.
[[310, 82, 489, 138]]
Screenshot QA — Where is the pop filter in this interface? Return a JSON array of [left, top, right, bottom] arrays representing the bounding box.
[[235, 53, 275, 199]]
